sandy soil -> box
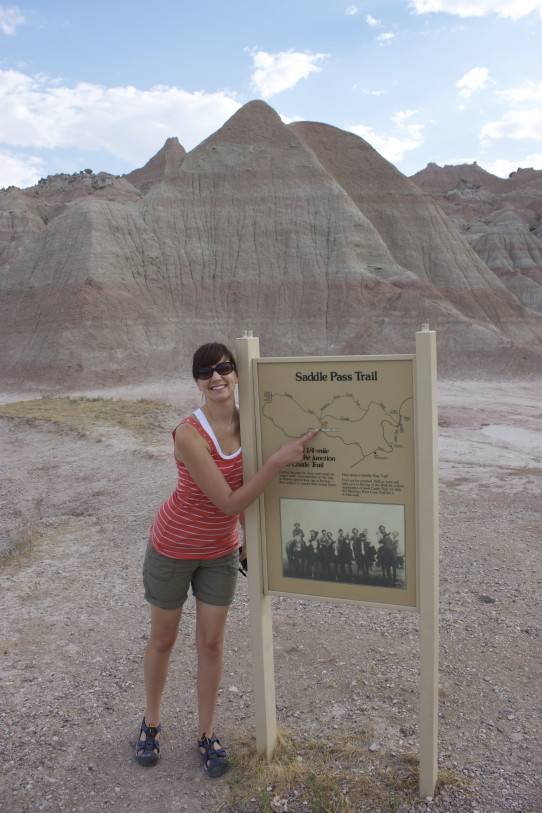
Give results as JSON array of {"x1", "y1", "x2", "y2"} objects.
[{"x1": 0, "y1": 379, "x2": 540, "y2": 813}]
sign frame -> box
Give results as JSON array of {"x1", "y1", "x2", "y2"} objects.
[{"x1": 252, "y1": 353, "x2": 418, "y2": 610}]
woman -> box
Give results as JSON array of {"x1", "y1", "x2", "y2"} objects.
[{"x1": 136, "y1": 342, "x2": 319, "y2": 776}]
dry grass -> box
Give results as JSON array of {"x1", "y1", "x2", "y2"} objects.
[
  {"x1": 217, "y1": 727, "x2": 435, "y2": 812},
  {"x1": 0, "y1": 526, "x2": 42, "y2": 566},
  {"x1": 0, "y1": 396, "x2": 176, "y2": 441}
]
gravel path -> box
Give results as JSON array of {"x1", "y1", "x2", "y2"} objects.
[{"x1": 0, "y1": 380, "x2": 540, "y2": 813}]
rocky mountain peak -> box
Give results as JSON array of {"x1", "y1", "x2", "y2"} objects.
[
  {"x1": 204, "y1": 99, "x2": 285, "y2": 146},
  {"x1": 124, "y1": 136, "x2": 186, "y2": 193}
]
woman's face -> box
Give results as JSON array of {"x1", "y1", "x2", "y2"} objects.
[{"x1": 196, "y1": 355, "x2": 238, "y2": 402}]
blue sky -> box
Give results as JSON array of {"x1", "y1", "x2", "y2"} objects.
[{"x1": 1, "y1": 0, "x2": 541, "y2": 187}]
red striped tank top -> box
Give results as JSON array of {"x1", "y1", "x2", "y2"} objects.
[{"x1": 150, "y1": 409, "x2": 243, "y2": 559}]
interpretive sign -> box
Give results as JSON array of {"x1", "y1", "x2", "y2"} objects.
[
  {"x1": 238, "y1": 331, "x2": 439, "y2": 797},
  {"x1": 253, "y1": 355, "x2": 417, "y2": 608}
]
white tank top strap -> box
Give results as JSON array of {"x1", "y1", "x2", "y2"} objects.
[{"x1": 193, "y1": 408, "x2": 241, "y2": 460}]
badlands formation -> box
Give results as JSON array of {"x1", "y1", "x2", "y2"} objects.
[
  {"x1": 411, "y1": 162, "x2": 542, "y2": 316},
  {"x1": 1, "y1": 100, "x2": 541, "y2": 390}
]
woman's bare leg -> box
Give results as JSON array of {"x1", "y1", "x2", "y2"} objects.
[
  {"x1": 195, "y1": 599, "x2": 230, "y2": 739},
  {"x1": 138, "y1": 604, "x2": 183, "y2": 753}
]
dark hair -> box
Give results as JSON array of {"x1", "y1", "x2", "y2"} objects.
[{"x1": 192, "y1": 342, "x2": 237, "y2": 380}]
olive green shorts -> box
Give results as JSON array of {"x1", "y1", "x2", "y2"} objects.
[{"x1": 143, "y1": 541, "x2": 239, "y2": 610}]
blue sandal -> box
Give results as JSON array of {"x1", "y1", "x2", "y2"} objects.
[
  {"x1": 197, "y1": 733, "x2": 229, "y2": 777},
  {"x1": 135, "y1": 718, "x2": 161, "y2": 766}
]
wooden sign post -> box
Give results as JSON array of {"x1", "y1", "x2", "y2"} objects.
[
  {"x1": 415, "y1": 326, "x2": 439, "y2": 798},
  {"x1": 237, "y1": 332, "x2": 277, "y2": 758}
]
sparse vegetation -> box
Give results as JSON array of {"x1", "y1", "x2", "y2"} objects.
[
  {"x1": 0, "y1": 396, "x2": 176, "y2": 441},
  {"x1": 216, "y1": 727, "x2": 448, "y2": 812},
  {"x1": 0, "y1": 526, "x2": 42, "y2": 566}
]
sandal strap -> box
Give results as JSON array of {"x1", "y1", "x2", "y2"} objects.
[
  {"x1": 138, "y1": 718, "x2": 161, "y2": 755},
  {"x1": 137, "y1": 736, "x2": 161, "y2": 756},
  {"x1": 198, "y1": 733, "x2": 227, "y2": 761},
  {"x1": 141, "y1": 718, "x2": 161, "y2": 735},
  {"x1": 198, "y1": 732, "x2": 229, "y2": 777}
]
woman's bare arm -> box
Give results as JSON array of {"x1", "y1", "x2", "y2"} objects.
[{"x1": 175, "y1": 423, "x2": 320, "y2": 516}]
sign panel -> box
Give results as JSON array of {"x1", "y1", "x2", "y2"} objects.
[{"x1": 254, "y1": 355, "x2": 417, "y2": 608}]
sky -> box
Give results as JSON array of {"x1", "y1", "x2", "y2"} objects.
[{"x1": 0, "y1": 0, "x2": 541, "y2": 188}]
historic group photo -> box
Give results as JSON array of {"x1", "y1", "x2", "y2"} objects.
[{"x1": 280, "y1": 499, "x2": 406, "y2": 590}]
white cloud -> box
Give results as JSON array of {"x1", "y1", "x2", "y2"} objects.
[
  {"x1": 0, "y1": 4, "x2": 24, "y2": 35},
  {"x1": 359, "y1": 87, "x2": 386, "y2": 96},
  {"x1": 392, "y1": 109, "x2": 425, "y2": 140},
  {"x1": 349, "y1": 126, "x2": 420, "y2": 162},
  {"x1": 366, "y1": 14, "x2": 380, "y2": 25},
  {"x1": 456, "y1": 67, "x2": 490, "y2": 98},
  {"x1": 497, "y1": 83, "x2": 542, "y2": 104},
  {"x1": 0, "y1": 70, "x2": 241, "y2": 168},
  {"x1": 376, "y1": 32, "x2": 396, "y2": 43},
  {"x1": 481, "y1": 108, "x2": 542, "y2": 141},
  {"x1": 346, "y1": 5, "x2": 358, "y2": 15},
  {"x1": 408, "y1": 0, "x2": 542, "y2": 19},
  {"x1": 484, "y1": 155, "x2": 542, "y2": 177},
  {"x1": 347, "y1": 109, "x2": 424, "y2": 163},
  {"x1": 348, "y1": 126, "x2": 424, "y2": 164},
  {"x1": 479, "y1": 82, "x2": 542, "y2": 141},
  {"x1": 523, "y1": 152, "x2": 542, "y2": 167},
  {"x1": 249, "y1": 49, "x2": 328, "y2": 99},
  {"x1": 0, "y1": 149, "x2": 43, "y2": 187}
]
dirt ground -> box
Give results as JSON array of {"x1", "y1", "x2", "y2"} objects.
[{"x1": 0, "y1": 379, "x2": 540, "y2": 813}]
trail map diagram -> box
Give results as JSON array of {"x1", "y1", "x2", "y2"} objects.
[{"x1": 262, "y1": 391, "x2": 413, "y2": 468}]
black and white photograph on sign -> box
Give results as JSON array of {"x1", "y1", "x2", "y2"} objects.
[{"x1": 280, "y1": 498, "x2": 406, "y2": 590}]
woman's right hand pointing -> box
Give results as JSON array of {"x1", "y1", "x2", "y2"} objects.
[{"x1": 270, "y1": 427, "x2": 321, "y2": 468}]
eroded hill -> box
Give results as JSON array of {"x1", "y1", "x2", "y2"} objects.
[{"x1": 1, "y1": 102, "x2": 541, "y2": 390}]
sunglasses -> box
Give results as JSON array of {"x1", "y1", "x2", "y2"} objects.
[{"x1": 195, "y1": 361, "x2": 236, "y2": 381}]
